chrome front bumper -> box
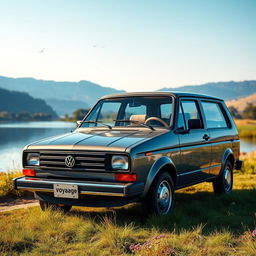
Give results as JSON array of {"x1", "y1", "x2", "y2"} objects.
[{"x1": 13, "y1": 176, "x2": 144, "y2": 197}]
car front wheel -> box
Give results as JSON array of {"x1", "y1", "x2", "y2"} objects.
[{"x1": 142, "y1": 172, "x2": 175, "y2": 215}]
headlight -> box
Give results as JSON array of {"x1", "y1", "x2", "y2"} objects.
[
  {"x1": 111, "y1": 155, "x2": 129, "y2": 170},
  {"x1": 27, "y1": 153, "x2": 40, "y2": 166}
]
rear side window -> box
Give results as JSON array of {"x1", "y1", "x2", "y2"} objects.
[
  {"x1": 201, "y1": 101, "x2": 227, "y2": 128},
  {"x1": 178, "y1": 100, "x2": 202, "y2": 129}
]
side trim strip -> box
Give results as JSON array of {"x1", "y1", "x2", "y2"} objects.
[
  {"x1": 139, "y1": 139, "x2": 237, "y2": 155},
  {"x1": 177, "y1": 164, "x2": 221, "y2": 176}
]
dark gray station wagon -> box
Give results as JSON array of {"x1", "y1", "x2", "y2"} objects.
[{"x1": 13, "y1": 92, "x2": 243, "y2": 215}]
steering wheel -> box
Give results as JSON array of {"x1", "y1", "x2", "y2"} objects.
[{"x1": 144, "y1": 117, "x2": 169, "y2": 128}]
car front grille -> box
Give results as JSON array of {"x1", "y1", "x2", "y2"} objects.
[{"x1": 39, "y1": 151, "x2": 107, "y2": 172}]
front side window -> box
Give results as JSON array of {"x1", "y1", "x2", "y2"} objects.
[
  {"x1": 201, "y1": 101, "x2": 227, "y2": 128},
  {"x1": 81, "y1": 96, "x2": 173, "y2": 128},
  {"x1": 177, "y1": 104, "x2": 186, "y2": 129}
]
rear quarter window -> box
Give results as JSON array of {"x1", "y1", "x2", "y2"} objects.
[{"x1": 201, "y1": 101, "x2": 228, "y2": 128}]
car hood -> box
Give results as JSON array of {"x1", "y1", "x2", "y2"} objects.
[{"x1": 26, "y1": 128, "x2": 168, "y2": 152}]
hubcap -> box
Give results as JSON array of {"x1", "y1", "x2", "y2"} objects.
[
  {"x1": 224, "y1": 167, "x2": 232, "y2": 191},
  {"x1": 157, "y1": 180, "x2": 172, "y2": 214}
]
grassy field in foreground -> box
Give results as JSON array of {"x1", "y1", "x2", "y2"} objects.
[
  {"x1": 0, "y1": 172, "x2": 255, "y2": 256},
  {"x1": 235, "y1": 119, "x2": 256, "y2": 139}
]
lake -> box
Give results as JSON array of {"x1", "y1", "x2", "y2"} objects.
[
  {"x1": 0, "y1": 121, "x2": 255, "y2": 172},
  {"x1": 0, "y1": 121, "x2": 75, "y2": 172}
]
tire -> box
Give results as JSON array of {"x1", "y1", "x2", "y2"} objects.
[
  {"x1": 142, "y1": 172, "x2": 175, "y2": 215},
  {"x1": 39, "y1": 200, "x2": 72, "y2": 213},
  {"x1": 212, "y1": 160, "x2": 233, "y2": 194}
]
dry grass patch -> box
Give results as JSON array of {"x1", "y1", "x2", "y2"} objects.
[{"x1": 0, "y1": 172, "x2": 255, "y2": 256}]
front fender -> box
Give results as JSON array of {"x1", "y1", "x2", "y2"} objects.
[{"x1": 142, "y1": 156, "x2": 177, "y2": 197}]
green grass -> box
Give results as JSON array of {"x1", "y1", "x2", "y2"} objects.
[
  {"x1": 0, "y1": 171, "x2": 25, "y2": 198},
  {"x1": 235, "y1": 119, "x2": 256, "y2": 139},
  {"x1": 240, "y1": 152, "x2": 256, "y2": 175},
  {"x1": 0, "y1": 172, "x2": 255, "y2": 256},
  {"x1": 1, "y1": 156, "x2": 255, "y2": 255}
]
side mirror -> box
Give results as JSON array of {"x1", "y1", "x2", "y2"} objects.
[
  {"x1": 76, "y1": 120, "x2": 82, "y2": 127},
  {"x1": 188, "y1": 119, "x2": 202, "y2": 130}
]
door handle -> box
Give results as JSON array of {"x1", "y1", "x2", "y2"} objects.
[{"x1": 203, "y1": 134, "x2": 210, "y2": 141}]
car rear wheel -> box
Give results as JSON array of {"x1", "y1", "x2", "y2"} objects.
[
  {"x1": 212, "y1": 160, "x2": 233, "y2": 194},
  {"x1": 39, "y1": 200, "x2": 72, "y2": 213},
  {"x1": 142, "y1": 172, "x2": 175, "y2": 215}
]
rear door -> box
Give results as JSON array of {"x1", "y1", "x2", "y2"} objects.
[
  {"x1": 176, "y1": 98, "x2": 212, "y2": 187},
  {"x1": 200, "y1": 100, "x2": 233, "y2": 177}
]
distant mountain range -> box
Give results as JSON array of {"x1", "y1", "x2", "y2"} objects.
[
  {"x1": 0, "y1": 76, "x2": 256, "y2": 117},
  {"x1": 159, "y1": 80, "x2": 256, "y2": 101},
  {"x1": 0, "y1": 76, "x2": 124, "y2": 116},
  {"x1": 45, "y1": 99, "x2": 89, "y2": 117},
  {"x1": 0, "y1": 87, "x2": 57, "y2": 118}
]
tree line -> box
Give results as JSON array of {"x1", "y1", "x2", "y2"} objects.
[
  {"x1": 2, "y1": 104, "x2": 255, "y2": 122},
  {"x1": 0, "y1": 112, "x2": 54, "y2": 121},
  {"x1": 63, "y1": 104, "x2": 256, "y2": 123},
  {"x1": 228, "y1": 103, "x2": 256, "y2": 119},
  {"x1": 61, "y1": 109, "x2": 91, "y2": 121}
]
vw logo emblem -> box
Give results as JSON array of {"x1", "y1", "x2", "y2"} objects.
[{"x1": 65, "y1": 155, "x2": 75, "y2": 168}]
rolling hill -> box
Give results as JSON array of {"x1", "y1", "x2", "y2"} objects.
[
  {"x1": 1, "y1": 76, "x2": 256, "y2": 116},
  {"x1": 0, "y1": 76, "x2": 124, "y2": 116},
  {"x1": 0, "y1": 87, "x2": 57, "y2": 118},
  {"x1": 159, "y1": 80, "x2": 256, "y2": 101},
  {"x1": 226, "y1": 93, "x2": 256, "y2": 111},
  {"x1": 45, "y1": 99, "x2": 89, "y2": 117}
]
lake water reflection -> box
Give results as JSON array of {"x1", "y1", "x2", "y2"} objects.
[
  {"x1": 0, "y1": 121, "x2": 255, "y2": 172},
  {"x1": 0, "y1": 121, "x2": 75, "y2": 172}
]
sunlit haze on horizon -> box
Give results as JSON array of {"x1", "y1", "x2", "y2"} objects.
[{"x1": 0, "y1": 0, "x2": 255, "y2": 92}]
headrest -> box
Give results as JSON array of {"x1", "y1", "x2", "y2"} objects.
[{"x1": 129, "y1": 114, "x2": 146, "y2": 124}]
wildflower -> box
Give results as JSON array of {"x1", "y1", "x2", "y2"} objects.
[
  {"x1": 167, "y1": 247, "x2": 176, "y2": 255},
  {"x1": 129, "y1": 243, "x2": 142, "y2": 252},
  {"x1": 154, "y1": 234, "x2": 167, "y2": 240},
  {"x1": 129, "y1": 234, "x2": 176, "y2": 255},
  {"x1": 252, "y1": 229, "x2": 256, "y2": 238},
  {"x1": 129, "y1": 244, "x2": 135, "y2": 250}
]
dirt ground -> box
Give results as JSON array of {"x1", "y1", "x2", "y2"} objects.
[{"x1": 0, "y1": 195, "x2": 38, "y2": 212}]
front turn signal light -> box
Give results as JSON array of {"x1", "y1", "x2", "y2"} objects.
[{"x1": 23, "y1": 169, "x2": 36, "y2": 177}]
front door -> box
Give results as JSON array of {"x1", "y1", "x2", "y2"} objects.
[{"x1": 176, "y1": 99, "x2": 212, "y2": 187}]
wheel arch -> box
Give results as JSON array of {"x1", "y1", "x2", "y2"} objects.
[
  {"x1": 142, "y1": 156, "x2": 177, "y2": 197},
  {"x1": 221, "y1": 148, "x2": 235, "y2": 172}
]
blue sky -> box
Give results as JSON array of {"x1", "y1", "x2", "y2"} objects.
[{"x1": 0, "y1": 0, "x2": 255, "y2": 91}]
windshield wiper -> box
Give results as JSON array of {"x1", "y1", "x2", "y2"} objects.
[
  {"x1": 79, "y1": 121, "x2": 112, "y2": 129},
  {"x1": 114, "y1": 119, "x2": 155, "y2": 131}
]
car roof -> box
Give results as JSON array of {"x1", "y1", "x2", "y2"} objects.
[{"x1": 101, "y1": 91, "x2": 223, "y2": 101}]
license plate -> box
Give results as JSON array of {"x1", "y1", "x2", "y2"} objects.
[{"x1": 53, "y1": 184, "x2": 79, "y2": 199}]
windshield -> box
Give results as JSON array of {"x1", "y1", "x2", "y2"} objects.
[{"x1": 80, "y1": 96, "x2": 173, "y2": 128}]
